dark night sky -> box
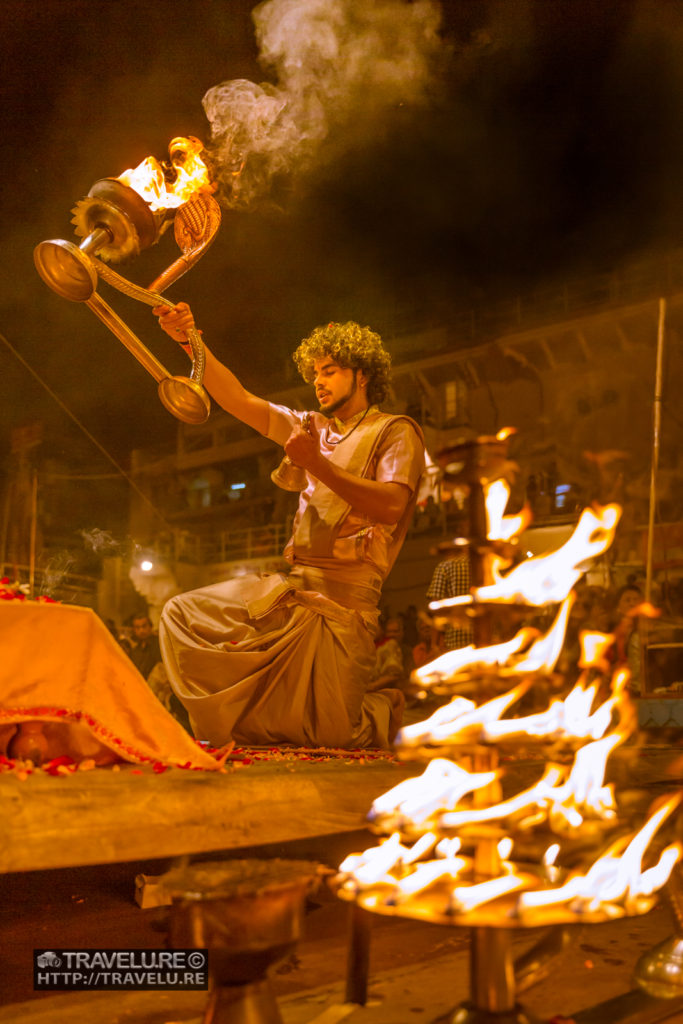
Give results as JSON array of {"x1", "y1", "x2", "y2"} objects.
[{"x1": 3, "y1": 0, "x2": 683, "y2": 475}]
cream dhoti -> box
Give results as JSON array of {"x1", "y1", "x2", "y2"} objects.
[{"x1": 159, "y1": 568, "x2": 403, "y2": 749}]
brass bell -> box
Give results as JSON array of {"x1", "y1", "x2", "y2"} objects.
[{"x1": 271, "y1": 413, "x2": 311, "y2": 491}]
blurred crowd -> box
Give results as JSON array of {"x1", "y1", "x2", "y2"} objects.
[{"x1": 374, "y1": 571, "x2": 683, "y2": 703}]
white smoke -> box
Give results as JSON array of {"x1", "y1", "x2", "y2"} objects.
[
  {"x1": 79, "y1": 528, "x2": 122, "y2": 555},
  {"x1": 40, "y1": 552, "x2": 75, "y2": 598},
  {"x1": 203, "y1": 0, "x2": 444, "y2": 207}
]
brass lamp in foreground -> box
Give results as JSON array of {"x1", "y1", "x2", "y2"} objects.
[{"x1": 162, "y1": 858, "x2": 321, "y2": 1024}]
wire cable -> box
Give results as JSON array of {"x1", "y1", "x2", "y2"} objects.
[{"x1": 0, "y1": 330, "x2": 173, "y2": 530}]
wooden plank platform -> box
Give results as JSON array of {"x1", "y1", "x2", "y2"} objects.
[
  {"x1": 0, "y1": 758, "x2": 422, "y2": 874},
  {"x1": 2, "y1": 740, "x2": 681, "y2": 876}
]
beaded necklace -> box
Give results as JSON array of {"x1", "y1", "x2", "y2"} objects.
[{"x1": 323, "y1": 405, "x2": 371, "y2": 446}]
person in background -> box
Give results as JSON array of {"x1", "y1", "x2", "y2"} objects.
[
  {"x1": 427, "y1": 551, "x2": 473, "y2": 650},
  {"x1": 127, "y1": 612, "x2": 192, "y2": 732},
  {"x1": 103, "y1": 616, "x2": 132, "y2": 656},
  {"x1": 609, "y1": 583, "x2": 643, "y2": 691},
  {"x1": 401, "y1": 604, "x2": 420, "y2": 647},
  {"x1": 383, "y1": 616, "x2": 416, "y2": 677},
  {"x1": 129, "y1": 613, "x2": 162, "y2": 679},
  {"x1": 412, "y1": 616, "x2": 445, "y2": 668}
]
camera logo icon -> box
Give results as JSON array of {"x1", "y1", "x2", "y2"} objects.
[{"x1": 36, "y1": 952, "x2": 62, "y2": 968}]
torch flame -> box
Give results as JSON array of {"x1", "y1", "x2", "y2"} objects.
[
  {"x1": 579, "y1": 630, "x2": 615, "y2": 670},
  {"x1": 337, "y1": 784, "x2": 682, "y2": 918},
  {"x1": 334, "y1": 458, "x2": 682, "y2": 929},
  {"x1": 482, "y1": 675, "x2": 624, "y2": 745},
  {"x1": 485, "y1": 479, "x2": 532, "y2": 542},
  {"x1": 118, "y1": 137, "x2": 212, "y2": 212},
  {"x1": 395, "y1": 856, "x2": 469, "y2": 897},
  {"x1": 411, "y1": 598, "x2": 573, "y2": 699},
  {"x1": 412, "y1": 629, "x2": 539, "y2": 689},
  {"x1": 510, "y1": 595, "x2": 574, "y2": 674},
  {"x1": 432, "y1": 504, "x2": 621, "y2": 611},
  {"x1": 398, "y1": 681, "x2": 530, "y2": 749},
  {"x1": 547, "y1": 732, "x2": 624, "y2": 830},
  {"x1": 518, "y1": 793, "x2": 683, "y2": 914},
  {"x1": 451, "y1": 873, "x2": 526, "y2": 913},
  {"x1": 440, "y1": 725, "x2": 630, "y2": 833},
  {"x1": 440, "y1": 765, "x2": 565, "y2": 829},
  {"x1": 339, "y1": 831, "x2": 439, "y2": 887},
  {"x1": 369, "y1": 758, "x2": 498, "y2": 825}
]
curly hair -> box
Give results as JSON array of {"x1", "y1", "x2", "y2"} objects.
[{"x1": 292, "y1": 321, "x2": 392, "y2": 406}]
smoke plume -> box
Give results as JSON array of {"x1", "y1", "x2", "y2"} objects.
[
  {"x1": 203, "y1": 0, "x2": 444, "y2": 208},
  {"x1": 39, "y1": 552, "x2": 75, "y2": 599},
  {"x1": 79, "y1": 528, "x2": 122, "y2": 555}
]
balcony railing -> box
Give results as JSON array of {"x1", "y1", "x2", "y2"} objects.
[
  {"x1": 1, "y1": 562, "x2": 100, "y2": 607},
  {"x1": 161, "y1": 521, "x2": 292, "y2": 566}
]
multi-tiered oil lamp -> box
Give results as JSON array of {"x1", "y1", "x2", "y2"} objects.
[
  {"x1": 335, "y1": 430, "x2": 683, "y2": 1024},
  {"x1": 34, "y1": 136, "x2": 220, "y2": 423}
]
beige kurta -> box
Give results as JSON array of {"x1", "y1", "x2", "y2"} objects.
[{"x1": 159, "y1": 405, "x2": 424, "y2": 749}]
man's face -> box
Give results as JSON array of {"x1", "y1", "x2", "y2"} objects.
[
  {"x1": 417, "y1": 620, "x2": 432, "y2": 642},
  {"x1": 132, "y1": 617, "x2": 152, "y2": 641},
  {"x1": 313, "y1": 357, "x2": 363, "y2": 417},
  {"x1": 384, "y1": 619, "x2": 403, "y2": 642},
  {"x1": 617, "y1": 589, "x2": 641, "y2": 617}
]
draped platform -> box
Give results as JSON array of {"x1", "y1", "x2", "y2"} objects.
[
  {"x1": 0, "y1": 602, "x2": 217, "y2": 770},
  {"x1": 0, "y1": 602, "x2": 421, "y2": 873}
]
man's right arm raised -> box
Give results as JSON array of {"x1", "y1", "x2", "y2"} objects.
[{"x1": 153, "y1": 302, "x2": 270, "y2": 436}]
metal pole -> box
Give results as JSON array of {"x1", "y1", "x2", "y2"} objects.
[
  {"x1": 645, "y1": 298, "x2": 666, "y2": 603},
  {"x1": 470, "y1": 926, "x2": 516, "y2": 1014},
  {"x1": 29, "y1": 469, "x2": 38, "y2": 598},
  {"x1": 642, "y1": 298, "x2": 666, "y2": 695},
  {"x1": 345, "y1": 903, "x2": 372, "y2": 1005},
  {"x1": 0, "y1": 471, "x2": 11, "y2": 571}
]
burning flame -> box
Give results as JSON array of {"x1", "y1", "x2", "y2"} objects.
[
  {"x1": 398, "y1": 682, "x2": 530, "y2": 749},
  {"x1": 451, "y1": 873, "x2": 526, "y2": 913},
  {"x1": 396, "y1": 857, "x2": 469, "y2": 897},
  {"x1": 412, "y1": 629, "x2": 538, "y2": 688},
  {"x1": 338, "y1": 832, "x2": 476, "y2": 901},
  {"x1": 432, "y1": 722, "x2": 628, "y2": 835},
  {"x1": 405, "y1": 608, "x2": 636, "y2": 755},
  {"x1": 508, "y1": 594, "x2": 573, "y2": 673},
  {"x1": 547, "y1": 732, "x2": 623, "y2": 830},
  {"x1": 382, "y1": 663, "x2": 635, "y2": 835},
  {"x1": 336, "y1": 728, "x2": 682, "y2": 918},
  {"x1": 485, "y1": 479, "x2": 532, "y2": 542},
  {"x1": 338, "y1": 790, "x2": 682, "y2": 918},
  {"x1": 579, "y1": 630, "x2": 615, "y2": 670},
  {"x1": 431, "y1": 503, "x2": 621, "y2": 612},
  {"x1": 518, "y1": 793, "x2": 683, "y2": 916},
  {"x1": 413, "y1": 597, "x2": 572, "y2": 693},
  {"x1": 439, "y1": 765, "x2": 565, "y2": 830},
  {"x1": 496, "y1": 427, "x2": 516, "y2": 441},
  {"x1": 118, "y1": 137, "x2": 212, "y2": 212},
  {"x1": 339, "y1": 832, "x2": 440, "y2": 888},
  {"x1": 482, "y1": 676, "x2": 624, "y2": 744},
  {"x1": 368, "y1": 758, "x2": 498, "y2": 826}
]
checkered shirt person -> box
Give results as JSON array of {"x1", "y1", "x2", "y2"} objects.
[{"x1": 427, "y1": 555, "x2": 473, "y2": 650}]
